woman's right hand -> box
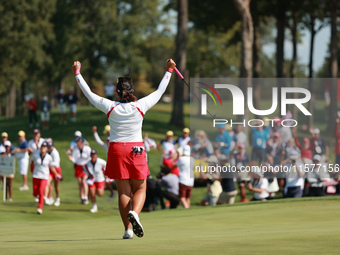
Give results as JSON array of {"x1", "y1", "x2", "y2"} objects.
[
  {"x1": 92, "y1": 126, "x2": 97, "y2": 133},
  {"x1": 72, "y1": 61, "x2": 81, "y2": 75},
  {"x1": 166, "y1": 59, "x2": 176, "y2": 70}
]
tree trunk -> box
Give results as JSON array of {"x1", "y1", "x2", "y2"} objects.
[
  {"x1": 327, "y1": 0, "x2": 338, "y2": 133},
  {"x1": 251, "y1": 0, "x2": 261, "y2": 117},
  {"x1": 6, "y1": 82, "x2": 16, "y2": 119},
  {"x1": 289, "y1": 13, "x2": 298, "y2": 120},
  {"x1": 234, "y1": 0, "x2": 253, "y2": 146},
  {"x1": 308, "y1": 17, "x2": 316, "y2": 127},
  {"x1": 170, "y1": 0, "x2": 188, "y2": 127},
  {"x1": 276, "y1": 0, "x2": 286, "y2": 113}
]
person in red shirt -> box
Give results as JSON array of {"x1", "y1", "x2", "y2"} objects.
[
  {"x1": 27, "y1": 94, "x2": 39, "y2": 128},
  {"x1": 335, "y1": 119, "x2": 340, "y2": 166},
  {"x1": 292, "y1": 127, "x2": 313, "y2": 164}
]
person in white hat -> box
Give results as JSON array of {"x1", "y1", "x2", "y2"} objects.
[
  {"x1": 306, "y1": 154, "x2": 328, "y2": 197},
  {"x1": 175, "y1": 145, "x2": 194, "y2": 208},
  {"x1": 284, "y1": 151, "x2": 305, "y2": 198},
  {"x1": 66, "y1": 130, "x2": 87, "y2": 155},
  {"x1": 57, "y1": 89, "x2": 67, "y2": 125},
  {"x1": 41, "y1": 96, "x2": 51, "y2": 130},
  {"x1": 13, "y1": 131, "x2": 30, "y2": 191},
  {"x1": 247, "y1": 167, "x2": 269, "y2": 201},
  {"x1": 0, "y1": 140, "x2": 15, "y2": 201},
  {"x1": 310, "y1": 127, "x2": 329, "y2": 162}
]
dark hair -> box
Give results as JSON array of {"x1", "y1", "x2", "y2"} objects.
[
  {"x1": 116, "y1": 77, "x2": 138, "y2": 102},
  {"x1": 160, "y1": 166, "x2": 172, "y2": 175}
]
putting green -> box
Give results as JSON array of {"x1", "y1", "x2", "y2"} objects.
[{"x1": 1, "y1": 197, "x2": 339, "y2": 255}]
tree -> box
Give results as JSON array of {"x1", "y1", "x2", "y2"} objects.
[
  {"x1": 170, "y1": 0, "x2": 188, "y2": 127},
  {"x1": 234, "y1": 0, "x2": 253, "y2": 144},
  {"x1": 327, "y1": 0, "x2": 338, "y2": 133}
]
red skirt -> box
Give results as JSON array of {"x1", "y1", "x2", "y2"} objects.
[{"x1": 106, "y1": 142, "x2": 150, "y2": 180}]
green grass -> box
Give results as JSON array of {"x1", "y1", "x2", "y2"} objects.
[{"x1": 1, "y1": 103, "x2": 340, "y2": 254}]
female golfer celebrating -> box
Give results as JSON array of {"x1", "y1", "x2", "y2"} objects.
[{"x1": 72, "y1": 59, "x2": 176, "y2": 239}]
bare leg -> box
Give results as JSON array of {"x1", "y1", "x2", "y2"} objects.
[
  {"x1": 77, "y1": 177, "x2": 82, "y2": 199},
  {"x1": 130, "y1": 179, "x2": 146, "y2": 215},
  {"x1": 180, "y1": 197, "x2": 189, "y2": 208},
  {"x1": 115, "y1": 179, "x2": 132, "y2": 230},
  {"x1": 54, "y1": 180, "x2": 60, "y2": 198},
  {"x1": 23, "y1": 175, "x2": 28, "y2": 186},
  {"x1": 89, "y1": 188, "x2": 96, "y2": 204},
  {"x1": 81, "y1": 176, "x2": 88, "y2": 198}
]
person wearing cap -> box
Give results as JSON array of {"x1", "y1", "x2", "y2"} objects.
[
  {"x1": 0, "y1": 140, "x2": 15, "y2": 201},
  {"x1": 217, "y1": 155, "x2": 237, "y2": 205},
  {"x1": 231, "y1": 143, "x2": 250, "y2": 202},
  {"x1": 72, "y1": 59, "x2": 176, "y2": 239},
  {"x1": 176, "y1": 128, "x2": 191, "y2": 148},
  {"x1": 251, "y1": 121, "x2": 270, "y2": 164},
  {"x1": 266, "y1": 132, "x2": 283, "y2": 166},
  {"x1": 284, "y1": 151, "x2": 305, "y2": 198},
  {"x1": 13, "y1": 131, "x2": 30, "y2": 191},
  {"x1": 310, "y1": 127, "x2": 329, "y2": 162},
  {"x1": 67, "y1": 87, "x2": 78, "y2": 122},
  {"x1": 215, "y1": 124, "x2": 233, "y2": 160},
  {"x1": 67, "y1": 130, "x2": 87, "y2": 154},
  {"x1": 27, "y1": 94, "x2": 39, "y2": 128},
  {"x1": 28, "y1": 129, "x2": 44, "y2": 173},
  {"x1": 104, "y1": 81, "x2": 115, "y2": 100},
  {"x1": 201, "y1": 155, "x2": 223, "y2": 206},
  {"x1": 292, "y1": 127, "x2": 313, "y2": 164},
  {"x1": 56, "y1": 89, "x2": 68, "y2": 125},
  {"x1": 174, "y1": 145, "x2": 194, "y2": 208},
  {"x1": 158, "y1": 130, "x2": 179, "y2": 176},
  {"x1": 41, "y1": 96, "x2": 51, "y2": 130},
  {"x1": 306, "y1": 154, "x2": 328, "y2": 197},
  {"x1": 31, "y1": 140, "x2": 61, "y2": 214},
  {"x1": 247, "y1": 167, "x2": 269, "y2": 201},
  {"x1": 68, "y1": 137, "x2": 91, "y2": 204},
  {"x1": 234, "y1": 125, "x2": 247, "y2": 146},
  {"x1": 83, "y1": 149, "x2": 107, "y2": 213},
  {"x1": 45, "y1": 138, "x2": 62, "y2": 207},
  {"x1": 92, "y1": 126, "x2": 115, "y2": 200},
  {"x1": 0, "y1": 132, "x2": 15, "y2": 154}
]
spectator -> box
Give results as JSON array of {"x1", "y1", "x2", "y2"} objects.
[
  {"x1": 292, "y1": 127, "x2": 313, "y2": 164},
  {"x1": 1, "y1": 140, "x2": 14, "y2": 201},
  {"x1": 307, "y1": 154, "x2": 328, "y2": 197},
  {"x1": 231, "y1": 143, "x2": 250, "y2": 202},
  {"x1": 104, "y1": 81, "x2": 115, "y2": 100},
  {"x1": 157, "y1": 130, "x2": 179, "y2": 176},
  {"x1": 176, "y1": 145, "x2": 194, "y2": 209},
  {"x1": 57, "y1": 89, "x2": 68, "y2": 125},
  {"x1": 27, "y1": 94, "x2": 39, "y2": 128},
  {"x1": 68, "y1": 87, "x2": 78, "y2": 122},
  {"x1": 311, "y1": 128, "x2": 329, "y2": 162},
  {"x1": 217, "y1": 155, "x2": 237, "y2": 205},
  {"x1": 251, "y1": 123, "x2": 269, "y2": 164},
  {"x1": 176, "y1": 128, "x2": 191, "y2": 148},
  {"x1": 41, "y1": 96, "x2": 51, "y2": 130},
  {"x1": 284, "y1": 151, "x2": 305, "y2": 198},
  {"x1": 0, "y1": 132, "x2": 15, "y2": 154},
  {"x1": 13, "y1": 130, "x2": 30, "y2": 191},
  {"x1": 263, "y1": 155, "x2": 279, "y2": 199},
  {"x1": 234, "y1": 125, "x2": 247, "y2": 146},
  {"x1": 192, "y1": 130, "x2": 214, "y2": 156},
  {"x1": 159, "y1": 166, "x2": 180, "y2": 209},
  {"x1": 247, "y1": 167, "x2": 269, "y2": 201},
  {"x1": 215, "y1": 124, "x2": 233, "y2": 159},
  {"x1": 68, "y1": 137, "x2": 91, "y2": 204},
  {"x1": 266, "y1": 132, "x2": 283, "y2": 165},
  {"x1": 143, "y1": 175, "x2": 161, "y2": 212},
  {"x1": 335, "y1": 119, "x2": 340, "y2": 168},
  {"x1": 201, "y1": 155, "x2": 222, "y2": 206}
]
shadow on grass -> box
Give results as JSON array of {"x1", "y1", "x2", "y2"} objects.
[{"x1": 4, "y1": 238, "x2": 124, "y2": 243}]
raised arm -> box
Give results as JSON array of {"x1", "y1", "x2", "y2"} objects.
[
  {"x1": 72, "y1": 61, "x2": 112, "y2": 114},
  {"x1": 138, "y1": 59, "x2": 176, "y2": 112}
]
